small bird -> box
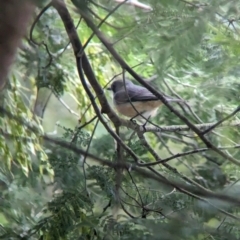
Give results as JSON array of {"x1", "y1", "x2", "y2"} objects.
[{"x1": 107, "y1": 79, "x2": 183, "y2": 120}]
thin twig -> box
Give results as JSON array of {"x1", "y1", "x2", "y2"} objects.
[
  {"x1": 78, "y1": 10, "x2": 240, "y2": 167},
  {"x1": 202, "y1": 106, "x2": 240, "y2": 134},
  {"x1": 2, "y1": 106, "x2": 240, "y2": 215},
  {"x1": 29, "y1": 2, "x2": 53, "y2": 68},
  {"x1": 138, "y1": 144, "x2": 240, "y2": 166},
  {"x1": 126, "y1": 170, "x2": 144, "y2": 205},
  {"x1": 54, "y1": 94, "x2": 80, "y2": 117}
]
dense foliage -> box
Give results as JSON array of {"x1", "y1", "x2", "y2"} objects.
[{"x1": 1, "y1": 0, "x2": 240, "y2": 239}]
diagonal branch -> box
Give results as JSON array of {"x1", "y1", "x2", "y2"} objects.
[
  {"x1": 1, "y1": 105, "x2": 240, "y2": 219},
  {"x1": 76, "y1": 9, "x2": 240, "y2": 166},
  {"x1": 51, "y1": 0, "x2": 142, "y2": 165},
  {"x1": 51, "y1": 0, "x2": 120, "y2": 126},
  {"x1": 202, "y1": 106, "x2": 240, "y2": 135}
]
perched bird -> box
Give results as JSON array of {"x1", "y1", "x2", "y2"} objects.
[{"x1": 107, "y1": 79, "x2": 183, "y2": 120}]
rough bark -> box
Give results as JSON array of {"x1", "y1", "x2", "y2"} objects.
[{"x1": 0, "y1": 0, "x2": 35, "y2": 90}]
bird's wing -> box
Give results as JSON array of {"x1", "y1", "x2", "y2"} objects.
[{"x1": 114, "y1": 85, "x2": 158, "y2": 104}]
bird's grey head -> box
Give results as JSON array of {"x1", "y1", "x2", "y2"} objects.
[{"x1": 108, "y1": 79, "x2": 133, "y2": 93}]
